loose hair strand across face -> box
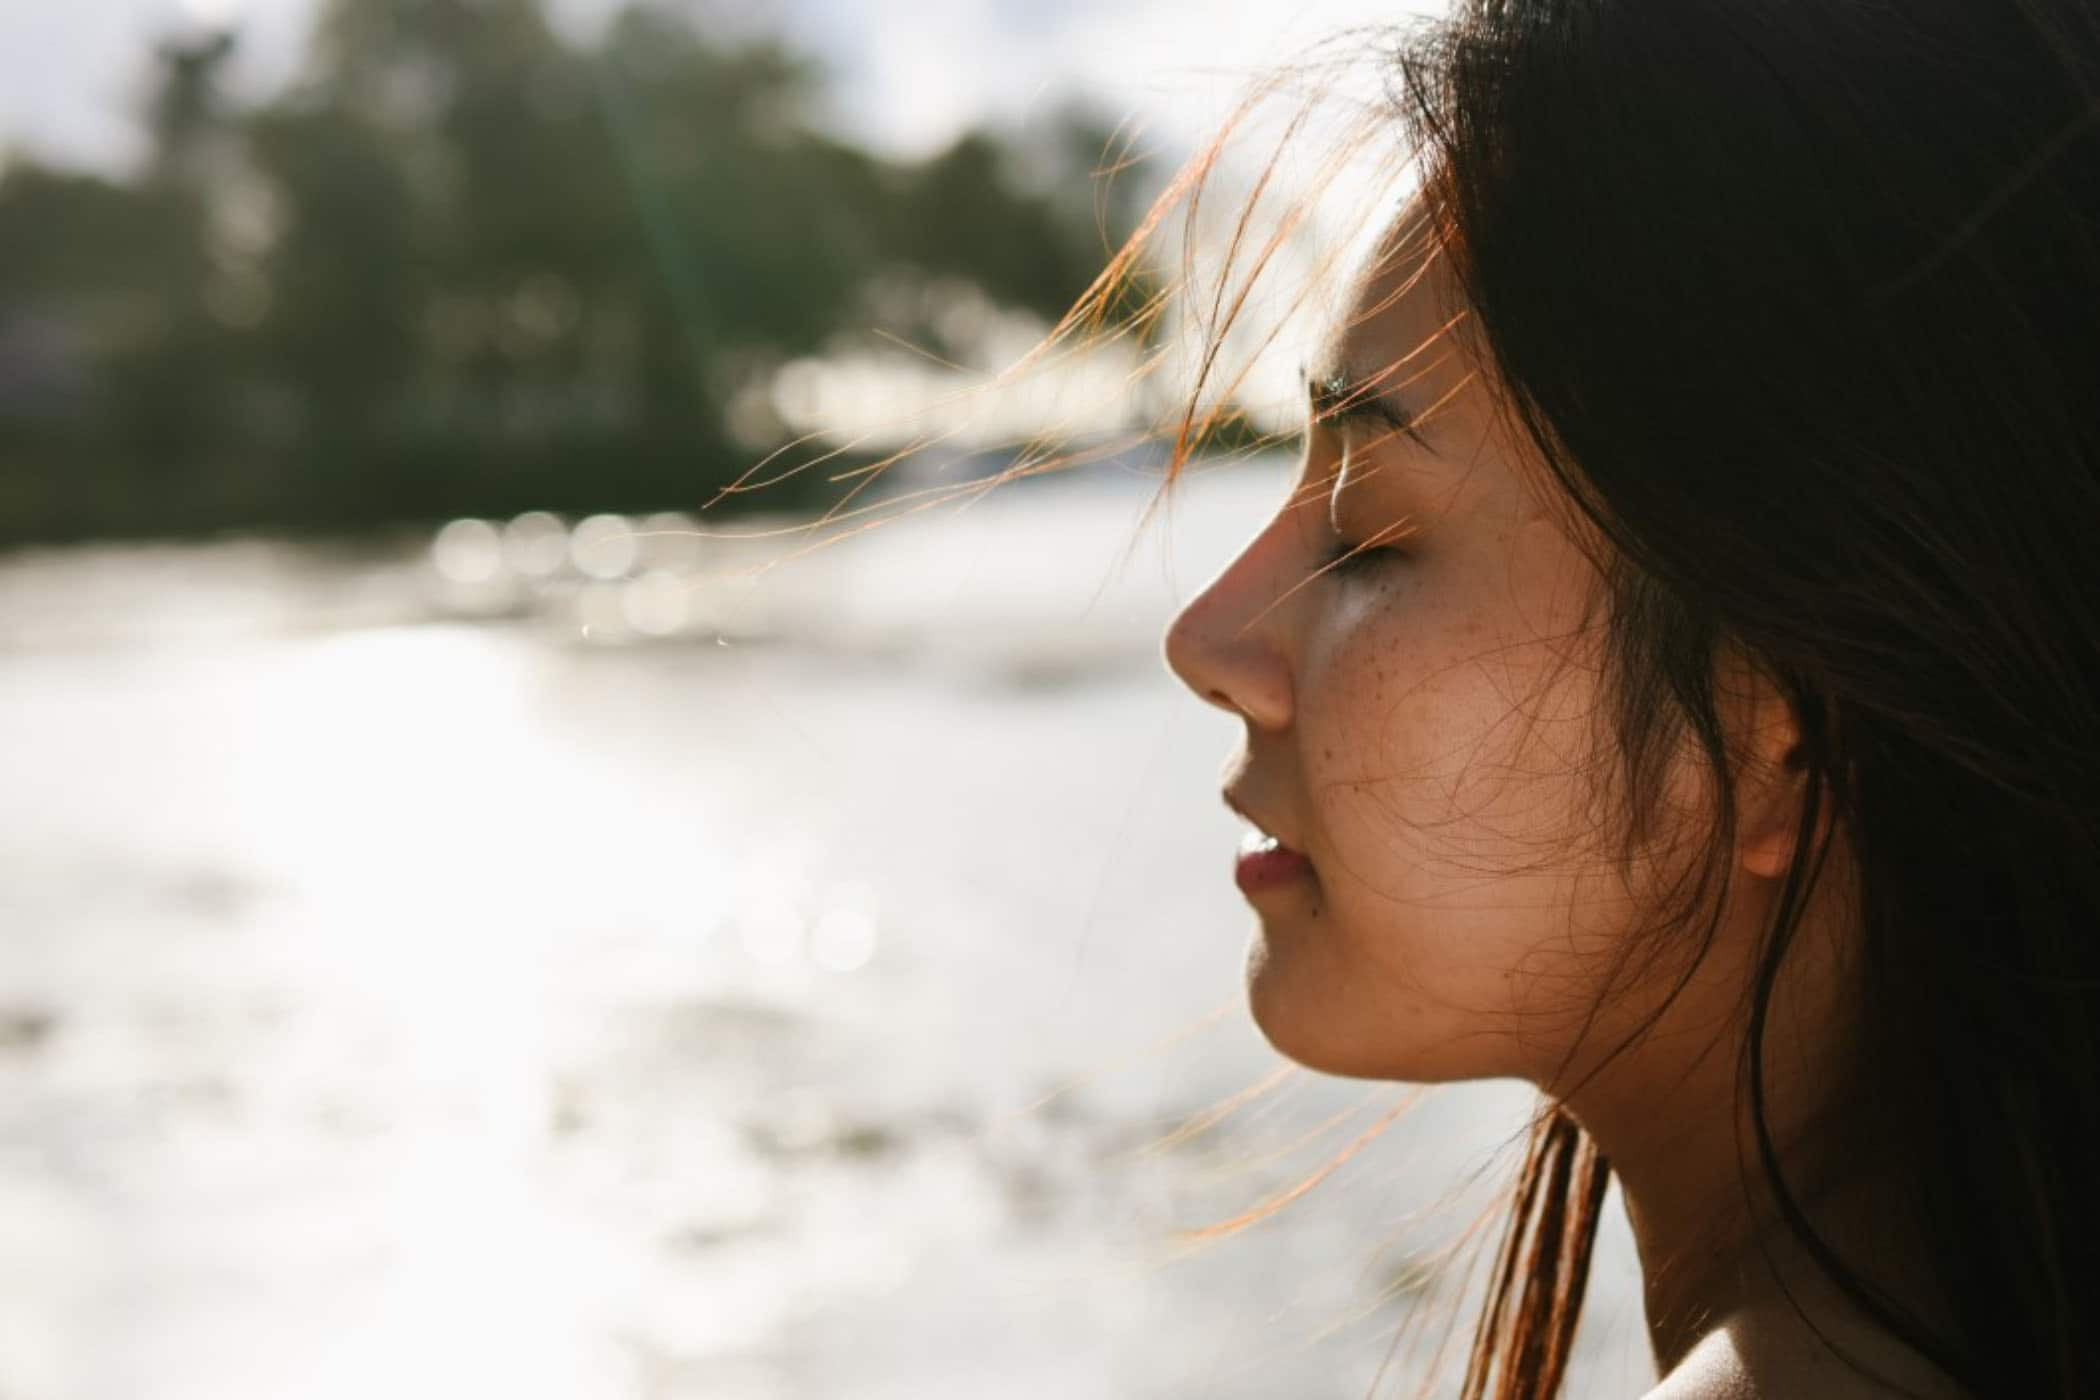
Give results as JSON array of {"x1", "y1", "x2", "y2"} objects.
[{"x1": 1075, "y1": 0, "x2": 2100, "y2": 1395}]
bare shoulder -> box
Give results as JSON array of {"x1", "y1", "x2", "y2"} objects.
[{"x1": 1642, "y1": 1303, "x2": 1969, "y2": 1400}]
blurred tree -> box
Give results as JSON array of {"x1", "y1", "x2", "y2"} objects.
[
  {"x1": 900, "y1": 131, "x2": 1102, "y2": 323},
  {"x1": 0, "y1": 167, "x2": 171, "y2": 314},
  {"x1": 0, "y1": 0, "x2": 1161, "y2": 543},
  {"x1": 0, "y1": 30, "x2": 245, "y2": 533},
  {"x1": 0, "y1": 165, "x2": 163, "y2": 532},
  {"x1": 244, "y1": 99, "x2": 422, "y2": 520},
  {"x1": 120, "y1": 30, "x2": 251, "y2": 516},
  {"x1": 148, "y1": 29, "x2": 240, "y2": 186}
]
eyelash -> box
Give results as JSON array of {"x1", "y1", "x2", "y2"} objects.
[
  {"x1": 1322, "y1": 538, "x2": 1404, "y2": 579},
  {"x1": 1315, "y1": 407, "x2": 1428, "y2": 455}
]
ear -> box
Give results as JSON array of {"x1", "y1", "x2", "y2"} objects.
[
  {"x1": 1729, "y1": 670, "x2": 1833, "y2": 882},
  {"x1": 1739, "y1": 752, "x2": 1811, "y2": 880}
]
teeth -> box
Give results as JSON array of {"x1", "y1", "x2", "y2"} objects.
[{"x1": 1238, "y1": 828, "x2": 1281, "y2": 857}]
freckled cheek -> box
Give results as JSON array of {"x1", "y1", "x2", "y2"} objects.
[
  {"x1": 1298, "y1": 614, "x2": 1580, "y2": 878},
  {"x1": 1297, "y1": 618, "x2": 1485, "y2": 852}
]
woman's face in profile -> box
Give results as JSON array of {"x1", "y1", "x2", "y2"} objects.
[{"x1": 1165, "y1": 203, "x2": 1645, "y2": 1086}]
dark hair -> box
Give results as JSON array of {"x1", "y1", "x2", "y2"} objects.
[{"x1": 1083, "y1": 0, "x2": 2100, "y2": 1395}]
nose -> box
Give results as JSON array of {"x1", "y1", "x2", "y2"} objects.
[{"x1": 1162, "y1": 524, "x2": 1296, "y2": 731}]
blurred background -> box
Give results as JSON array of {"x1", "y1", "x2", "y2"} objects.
[{"x1": 0, "y1": 2, "x2": 1651, "y2": 1396}]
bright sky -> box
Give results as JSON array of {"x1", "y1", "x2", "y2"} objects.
[{"x1": 0, "y1": 0, "x2": 1446, "y2": 174}]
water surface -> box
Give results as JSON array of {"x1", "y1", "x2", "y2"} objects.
[{"x1": 0, "y1": 460, "x2": 1649, "y2": 1399}]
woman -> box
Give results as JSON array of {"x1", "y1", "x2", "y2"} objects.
[{"x1": 1136, "y1": 1, "x2": 2100, "y2": 1396}]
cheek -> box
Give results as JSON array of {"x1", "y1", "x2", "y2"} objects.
[
  {"x1": 1293, "y1": 582, "x2": 1628, "y2": 1067},
  {"x1": 1304, "y1": 594, "x2": 1599, "y2": 886}
]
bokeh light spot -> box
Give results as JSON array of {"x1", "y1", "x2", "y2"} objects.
[
  {"x1": 431, "y1": 518, "x2": 503, "y2": 584},
  {"x1": 502, "y1": 512, "x2": 570, "y2": 578},
  {"x1": 570, "y1": 515, "x2": 638, "y2": 581}
]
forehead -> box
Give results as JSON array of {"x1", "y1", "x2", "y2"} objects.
[
  {"x1": 1315, "y1": 204, "x2": 1476, "y2": 402},
  {"x1": 1308, "y1": 202, "x2": 1575, "y2": 545}
]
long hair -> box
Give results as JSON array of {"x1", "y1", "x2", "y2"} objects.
[{"x1": 1068, "y1": 0, "x2": 2100, "y2": 1395}]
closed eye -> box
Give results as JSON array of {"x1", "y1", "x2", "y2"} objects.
[
  {"x1": 1319, "y1": 518, "x2": 1420, "y2": 580},
  {"x1": 1323, "y1": 541, "x2": 1396, "y2": 577}
]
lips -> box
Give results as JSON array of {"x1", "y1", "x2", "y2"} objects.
[
  {"x1": 1224, "y1": 790, "x2": 1315, "y2": 896},
  {"x1": 1234, "y1": 831, "x2": 1315, "y2": 895}
]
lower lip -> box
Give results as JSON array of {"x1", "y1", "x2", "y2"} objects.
[{"x1": 1235, "y1": 845, "x2": 1315, "y2": 895}]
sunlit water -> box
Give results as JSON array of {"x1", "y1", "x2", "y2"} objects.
[{"x1": 0, "y1": 458, "x2": 1651, "y2": 1399}]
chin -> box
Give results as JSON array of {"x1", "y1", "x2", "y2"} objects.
[
  {"x1": 1242, "y1": 931, "x2": 1498, "y2": 1084},
  {"x1": 1244, "y1": 936, "x2": 1406, "y2": 1080}
]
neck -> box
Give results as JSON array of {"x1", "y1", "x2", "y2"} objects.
[
  {"x1": 1568, "y1": 1047, "x2": 1772, "y2": 1370},
  {"x1": 1558, "y1": 866, "x2": 1878, "y2": 1375},
  {"x1": 1587, "y1": 1085, "x2": 1818, "y2": 1372}
]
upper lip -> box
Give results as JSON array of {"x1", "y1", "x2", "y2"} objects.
[{"x1": 1223, "y1": 789, "x2": 1304, "y2": 854}]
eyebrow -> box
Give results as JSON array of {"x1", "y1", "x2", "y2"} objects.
[{"x1": 1306, "y1": 365, "x2": 1438, "y2": 456}]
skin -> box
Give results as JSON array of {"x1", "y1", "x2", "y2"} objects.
[{"x1": 1162, "y1": 198, "x2": 1962, "y2": 1398}]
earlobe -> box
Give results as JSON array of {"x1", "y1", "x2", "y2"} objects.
[
  {"x1": 1726, "y1": 658, "x2": 1825, "y2": 881},
  {"x1": 1738, "y1": 742, "x2": 1836, "y2": 880},
  {"x1": 1740, "y1": 794, "x2": 1801, "y2": 880}
]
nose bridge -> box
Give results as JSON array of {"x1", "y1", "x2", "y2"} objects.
[{"x1": 1164, "y1": 506, "x2": 1298, "y2": 729}]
